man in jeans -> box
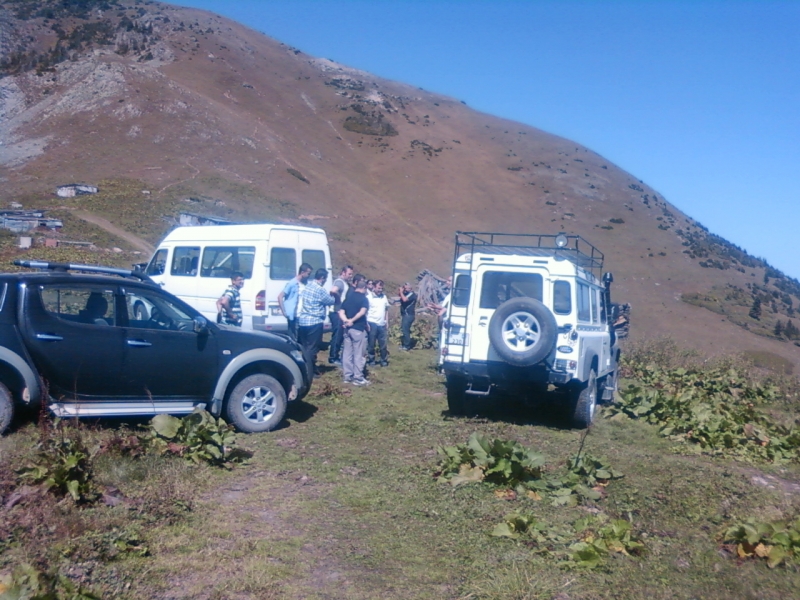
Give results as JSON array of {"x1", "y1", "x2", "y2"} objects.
[
  {"x1": 297, "y1": 268, "x2": 334, "y2": 376},
  {"x1": 328, "y1": 265, "x2": 353, "y2": 365},
  {"x1": 397, "y1": 282, "x2": 417, "y2": 350},
  {"x1": 366, "y1": 280, "x2": 390, "y2": 367},
  {"x1": 339, "y1": 275, "x2": 370, "y2": 386},
  {"x1": 278, "y1": 262, "x2": 312, "y2": 340}
]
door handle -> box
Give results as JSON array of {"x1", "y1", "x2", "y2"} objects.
[
  {"x1": 36, "y1": 333, "x2": 64, "y2": 341},
  {"x1": 478, "y1": 316, "x2": 488, "y2": 327},
  {"x1": 127, "y1": 339, "x2": 152, "y2": 347}
]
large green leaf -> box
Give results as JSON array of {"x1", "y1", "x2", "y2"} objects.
[{"x1": 150, "y1": 414, "x2": 182, "y2": 439}]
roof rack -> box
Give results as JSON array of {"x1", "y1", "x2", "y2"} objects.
[
  {"x1": 13, "y1": 260, "x2": 154, "y2": 283},
  {"x1": 454, "y1": 231, "x2": 604, "y2": 273}
]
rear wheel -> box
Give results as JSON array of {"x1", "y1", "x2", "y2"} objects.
[
  {"x1": 446, "y1": 374, "x2": 467, "y2": 416},
  {"x1": 0, "y1": 382, "x2": 14, "y2": 435},
  {"x1": 570, "y1": 369, "x2": 597, "y2": 429},
  {"x1": 226, "y1": 374, "x2": 287, "y2": 433}
]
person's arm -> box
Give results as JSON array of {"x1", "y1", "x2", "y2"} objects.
[
  {"x1": 347, "y1": 306, "x2": 367, "y2": 326},
  {"x1": 277, "y1": 289, "x2": 287, "y2": 316}
]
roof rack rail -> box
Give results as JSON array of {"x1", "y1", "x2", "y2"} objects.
[
  {"x1": 13, "y1": 260, "x2": 154, "y2": 283},
  {"x1": 454, "y1": 231, "x2": 604, "y2": 272}
]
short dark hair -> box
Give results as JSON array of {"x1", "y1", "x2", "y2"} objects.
[
  {"x1": 314, "y1": 268, "x2": 328, "y2": 282},
  {"x1": 374, "y1": 279, "x2": 384, "y2": 286},
  {"x1": 340, "y1": 264, "x2": 353, "y2": 275},
  {"x1": 352, "y1": 274, "x2": 366, "y2": 288},
  {"x1": 231, "y1": 271, "x2": 244, "y2": 280},
  {"x1": 299, "y1": 262, "x2": 313, "y2": 274}
]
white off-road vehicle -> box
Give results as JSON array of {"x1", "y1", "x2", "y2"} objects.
[{"x1": 440, "y1": 232, "x2": 621, "y2": 428}]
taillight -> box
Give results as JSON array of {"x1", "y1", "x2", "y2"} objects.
[{"x1": 255, "y1": 290, "x2": 265, "y2": 311}]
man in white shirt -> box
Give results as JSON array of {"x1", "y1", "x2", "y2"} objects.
[{"x1": 366, "y1": 280, "x2": 390, "y2": 366}]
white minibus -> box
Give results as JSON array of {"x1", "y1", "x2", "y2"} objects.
[{"x1": 144, "y1": 223, "x2": 332, "y2": 332}]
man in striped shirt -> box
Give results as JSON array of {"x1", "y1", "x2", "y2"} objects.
[{"x1": 298, "y1": 268, "x2": 335, "y2": 375}]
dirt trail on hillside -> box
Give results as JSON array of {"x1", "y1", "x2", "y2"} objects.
[{"x1": 73, "y1": 210, "x2": 155, "y2": 255}]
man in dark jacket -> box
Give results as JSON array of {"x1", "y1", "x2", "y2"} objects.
[
  {"x1": 397, "y1": 282, "x2": 417, "y2": 350},
  {"x1": 339, "y1": 274, "x2": 370, "y2": 385}
]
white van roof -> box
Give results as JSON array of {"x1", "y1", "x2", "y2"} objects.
[{"x1": 160, "y1": 223, "x2": 327, "y2": 243}]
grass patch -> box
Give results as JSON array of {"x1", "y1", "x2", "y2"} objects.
[{"x1": 2, "y1": 343, "x2": 800, "y2": 597}]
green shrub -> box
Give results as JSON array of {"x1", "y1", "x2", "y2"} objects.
[
  {"x1": 144, "y1": 409, "x2": 251, "y2": 468},
  {"x1": 16, "y1": 419, "x2": 99, "y2": 504},
  {"x1": 723, "y1": 516, "x2": 800, "y2": 568}
]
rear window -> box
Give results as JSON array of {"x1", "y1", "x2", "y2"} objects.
[
  {"x1": 301, "y1": 249, "x2": 326, "y2": 273},
  {"x1": 270, "y1": 248, "x2": 296, "y2": 280},
  {"x1": 479, "y1": 272, "x2": 542, "y2": 309},
  {"x1": 171, "y1": 247, "x2": 200, "y2": 277},
  {"x1": 200, "y1": 246, "x2": 255, "y2": 279}
]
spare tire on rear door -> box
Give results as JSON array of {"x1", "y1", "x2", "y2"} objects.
[{"x1": 488, "y1": 297, "x2": 557, "y2": 367}]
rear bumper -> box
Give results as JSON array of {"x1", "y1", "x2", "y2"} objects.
[{"x1": 442, "y1": 360, "x2": 572, "y2": 387}]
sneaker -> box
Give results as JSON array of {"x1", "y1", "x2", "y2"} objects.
[
  {"x1": 352, "y1": 378, "x2": 371, "y2": 387},
  {"x1": 380, "y1": 361, "x2": 389, "y2": 367},
  {"x1": 343, "y1": 378, "x2": 353, "y2": 384},
  {"x1": 398, "y1": 347, "x2": 409, "y2": 352},
  {"x1": 328, "y1": 357, "x2": 341, "y2": 365}
]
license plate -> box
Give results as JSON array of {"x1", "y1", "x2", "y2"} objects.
[{"x1": 448, "y1": 332, "x2": 465, "y2": 345}]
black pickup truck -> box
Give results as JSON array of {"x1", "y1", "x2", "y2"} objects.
[{"x1": 0, "y1": 261, "x2": 311, "y2": 435}]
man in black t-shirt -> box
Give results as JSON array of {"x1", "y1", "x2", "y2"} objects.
[
  {"x1": 397, "y1": 282, "x2": 417, "y2": 350},
  {"x1": 339, "y1": 275, "x2": 371, "y2": 385}
]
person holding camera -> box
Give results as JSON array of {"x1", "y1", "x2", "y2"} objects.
[{"x1": 397, "y1": 282, "x2": 417, "y2": 351}]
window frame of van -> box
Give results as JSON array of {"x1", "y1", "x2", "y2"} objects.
[
  {"x1": 553, "y1": 280, "x2": 572, "y2": 315},
  {"x1": 200, "y1": 246, "x2": 256, "y2": 279},
  {"x1": 171, "y1": 246, "x2": 201, "y2": 277},
  {"x1": 301, "y1": 249, "x2": 326, "y2": 274},
  {"x1": 269, "y1": 247, "x2": 297, "y2": 280},
  {"x1": 452, "y1": 274, "x2": 472, "y2": 307},
  {"x1": 145, "y1": 248, "x2": 168, "y2": 276},
  {"x1": 577, "y1": 281, "x2": 591, "y2": 323}
]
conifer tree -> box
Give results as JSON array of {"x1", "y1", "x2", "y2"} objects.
[
  {"x1": 749, "y1": 297, "x2": 762, "y2": 320},
  {"x1": 774, "y1": 320, "x2": 784, "y2": 337}
]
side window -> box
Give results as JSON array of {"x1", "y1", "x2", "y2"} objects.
[
  {"x1": 553, "y1": 281, "x2": 571, "y2": 315},
  {"x1": 145, "y1": 248, "x2": 168, "y2": 276},
  {"x1": 200, "y1": 246, "x2": 256, "y2": 279},
  {"x1": 171, "y1": 246, "x2": 200, "y2": 277},
  {"x1": 591, "y1": 288, "x2": 600, "y2": 324},
  {"x1": 480, "y1": 272, "x2": 542, "y2": 309},
  {"x1": 452, "y1": 274, "x2": 472, "y2": 307},
  {"x1": 577, "y1": 282, "x2": 590, "y2": 322},
  {"x1": 270, "y1": 247, "x2": 296, "y2": 280},
  {"x1": 301, "y1": 249, "x2": 325, "y2": 273},
  {"x1": 125, "y1": 291, "x2": 194, "y2": 331},
  {"x1": 40, "y1": 286, "x2": 115, "y2": 326}
]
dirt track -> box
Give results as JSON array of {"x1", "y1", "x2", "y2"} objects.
[{"x1": 73, "y1": 210, "x2": 155, "y2": 255}]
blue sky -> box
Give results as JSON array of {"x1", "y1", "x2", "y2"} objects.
[{"x1": 175, "y1": 0, "x2": 800, "y2": 279}]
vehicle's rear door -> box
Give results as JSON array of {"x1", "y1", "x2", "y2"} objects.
[
  {"x1": 468, "y1": 266, "x2": 545, "y2": 362},
  {"x1": 22, "y1": 283, "x2": 125, "y2": 399}
]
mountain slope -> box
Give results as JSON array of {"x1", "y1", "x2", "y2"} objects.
[{"x1": 1, "y1": 0, "x2": 798, "y2": 368}]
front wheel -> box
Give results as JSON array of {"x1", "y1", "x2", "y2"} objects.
[
  {"x1": 226, "y1": 374, "x2": 287, "y2": 433},
  {"x1": 0, "y1": 382, "x2": 14, "y2": 435},
  {"x1": 570, "y1": 369, "x2": 597, "y2": 429}
]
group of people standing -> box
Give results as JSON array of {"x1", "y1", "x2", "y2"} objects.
[{"x1": 277, "y1": 264, "x2": 416, "y2": 386}]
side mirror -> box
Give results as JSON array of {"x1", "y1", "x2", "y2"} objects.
[{"x1": 193, "y1": 316, "x2": 208, "y2": 335}]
